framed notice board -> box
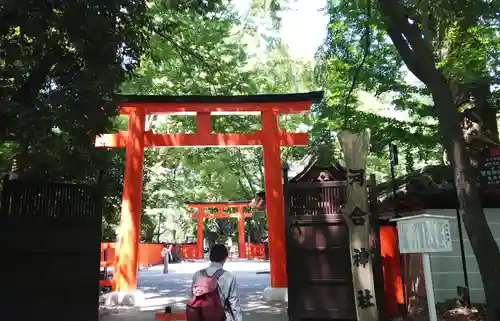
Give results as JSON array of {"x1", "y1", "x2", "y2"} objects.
[{"x1": 478, "y1": 147, "x2": 500, "y2": 192}]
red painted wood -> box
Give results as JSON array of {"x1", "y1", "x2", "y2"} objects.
[
  {"x1": 115, "y1": 109, "x2": 146, "y2": 291},
  {"x1": 119, "y1": 100, "x2": 311, "y2": 115},
  {"x1": 261, "y1": 111, "x2": 287, "y2": 287},
  {"x1": 196, "y1": 211, "x2": 204, "y2": 259},
  {"x1": 190, "y1": 213, "x2": 252, "y2": 219},
  {"x1": 196, "y1": 112, "x2": 211, "y2": 134},
  {"x1": 94, "y1": 96, "x2": 316, "y2": 290},
  {"x1": 245, "y1": 243, "x2": 265, "y2": 260},
  {"x1": 95, "y1": 130, "x2": 308, "y2": 148},
  {"x1": 188, "y1": 203, "x2": 252, "y2": 259},
  {"x1": 178, "y1": 244, "x2": 197, "y2": 260},
  {"x1": 238, "y1": 207, "x2": 246, "y2": 259},
  {"x1": 155, "y1": 312, "x2": 186, "y2": 321},
  {"x1": 380, "y1": 226, "x2": 405, "y2": 317}
]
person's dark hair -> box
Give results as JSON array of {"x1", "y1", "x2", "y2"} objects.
[{"x1": 209, "y1": 244, "x2": 229, "y2": 262}]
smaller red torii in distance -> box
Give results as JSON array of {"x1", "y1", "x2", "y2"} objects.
[{"x1": 187, "y1": 201, "x2": 252, "y2": 259}]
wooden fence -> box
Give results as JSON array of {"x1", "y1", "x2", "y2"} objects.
[
  {"x1": 100, "y1": 242, "x2": 265, "y2": 270},
  {"x1": 0, "y1": 178, "x2": 102, "y2": 321}
]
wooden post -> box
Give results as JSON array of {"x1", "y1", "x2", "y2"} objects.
[
  {"x1": 114, "y1": 109, "x2": 146, "y2": 291},
  {"x1": 261, "y1": 110, "x2": 287, "y2": 288},
  {"x1": 238, "y1": 206, "x2": 246, "y2": 258},
  {"x1": 196, "y1": 112, "x2": 211, "y2": 135},
  {"x1": 196, "y1": 207, "x2": 204, "y2": 259},
  {"x1": 369, "y1": 174, "x2": 386, "y2": 320},
  {"x1": 339, "y1": 130, "x2": 378, "y2": 321}
]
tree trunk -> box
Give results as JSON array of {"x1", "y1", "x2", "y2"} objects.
[
  {"x1": 453, "y1": 82, "x2": 499, "y2": 153},
  {"x1": 430, "y1": 75, "x2": 500, "y2": 321},
  {"x1": 470, "y1": 84, "x2": 499, "y2": 142},
  {"x1": 376, "y1": 2, "x2": 500, "y2": 317}
]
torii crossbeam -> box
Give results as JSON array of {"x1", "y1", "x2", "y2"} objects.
[{"x1": 95, "y1": 91, "x2": 323, "y2": 292}]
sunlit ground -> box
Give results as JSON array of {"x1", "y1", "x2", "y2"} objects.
[{"x1": 99, "y1": 260, "x2": 287, "y2": 321}]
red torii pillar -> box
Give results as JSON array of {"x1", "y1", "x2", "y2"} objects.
[
  {"x1": 187, "y1": 201, "x2": 252, "y2": 259},
  {"x1": 95, "y1": 92, "x2": 323, "y2": 291}
]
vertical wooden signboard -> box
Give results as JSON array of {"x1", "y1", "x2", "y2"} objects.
[{"x1": 339, "y1": 130, "x2": 378, "y2": 321}]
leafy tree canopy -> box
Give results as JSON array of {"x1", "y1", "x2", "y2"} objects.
[{"x1": 315, "y1": 0, "x2": 499, "y2": 173}]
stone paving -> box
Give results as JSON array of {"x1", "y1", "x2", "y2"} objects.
[{"x1": 99, "y1": 260, "x2": 287, "y2": 321}]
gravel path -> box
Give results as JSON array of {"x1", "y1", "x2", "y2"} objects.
[{"x1": 99, "y1": 260, "x2": 287, "y2": 321}]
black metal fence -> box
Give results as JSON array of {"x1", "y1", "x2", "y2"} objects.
[{"x1": 0, "y1": 178, "x2": 103, "y2": 321}]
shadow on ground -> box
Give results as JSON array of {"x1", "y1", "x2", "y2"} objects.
[{"x1": 99, "y1": 261, "x2": 286, "y2": 321}]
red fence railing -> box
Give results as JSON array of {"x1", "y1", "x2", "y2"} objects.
[
  {"x1": 177, "y1": 243, "x2": 197, "y2": 260},
  {"x1": 98, "y1": 242, "x2": 267, "y2": 289},
  {"x1": 245, "y1": 243, "x2": 266, "y2": 260},
  {"x1": 177, "y1": 243, "x2": 266, "y2": 260}
]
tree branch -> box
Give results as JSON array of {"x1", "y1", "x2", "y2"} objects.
[
  {"x1": 377, "y1": 0, "x2": 435, "y2": 84},
  {"x1": 235, "y1": 147, "x2": 257, "y2": 195},
  {"x1": 379, "y1": 0, "x2": 434, "y2": 58},
  {"x1": 383, "y1": 23, "x2": 428, "y2": 83},
  {"x1": 10, "y1": 52, "x2": 56, "y2": 105},
  {"x1": 145, "y1": 115, "x2": 157, "y2": 132},
  {"x1": 153, "y1": 27, "x2": 225, "y2": 79},
  {"x1": 236, "y1": 177, "x2": 252, "y2": 199},
  {"x1": 158, "y1": 228, "x2": 169, "y2": 235},
  {"x1": 257, "y1": 154, "x2": 264, "y2": 188},
  {"x1": 344, "y1": 0, "x2": 372, "y2": 127}
]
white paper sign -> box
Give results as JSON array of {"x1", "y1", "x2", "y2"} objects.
[{"x1": 393, "y1": 215, "x2": 452, "y2": 254}]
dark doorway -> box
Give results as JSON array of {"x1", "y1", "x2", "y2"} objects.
[{"x1": 285, "y1": 181, "x2": 356, "y2": 320}]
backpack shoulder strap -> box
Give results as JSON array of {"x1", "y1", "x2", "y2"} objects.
[{"x1": 212, "y1": 268, "x2": 225, "y2": 280}]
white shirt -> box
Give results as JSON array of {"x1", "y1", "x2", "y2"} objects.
[{"x1": 191, "y1": 262, "x2": 242, "y2": 321}]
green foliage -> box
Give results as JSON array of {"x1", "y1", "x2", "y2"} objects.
[
  {"x1": 0, "y1": 0, "x2": 259, "y2": 240},
  {"x1": 314, "y1": 0, "x2": 499, "y2": 179},
  {"x1": 116, "y1": 1, "x2": 315, "y2": 243},
  {"x1": 0, "y1": 0, "x2": 150, "y2": 180},
  {"x1": 317, "y1": 0, "x2": 500, "y2": 312}
]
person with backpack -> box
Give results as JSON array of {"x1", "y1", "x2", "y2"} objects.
[{"x1": 186, "y1": 244, "x2": 242, "y2": 321}]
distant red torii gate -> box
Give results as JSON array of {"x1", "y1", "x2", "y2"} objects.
[
  {"x1": 95, "y1": 91, "x2": 323, "y2": 292},
  {"x1": 187, "y1": 201, "x2": 252, "y2": 259}
]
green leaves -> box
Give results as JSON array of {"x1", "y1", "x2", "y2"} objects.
[
  {"x1": 315, "y1": 0, "x2": 500, "y2": 178},
  {"x1": 118, "y1": 0, "x2": 318, "y2": 242},
  {"x1": 1, "y1": 0, "x2": 151, "y2": 180}
]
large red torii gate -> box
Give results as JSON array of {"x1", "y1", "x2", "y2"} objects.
[{"x1": 95, "y1": 92, "x2": 323, "y2": 292}]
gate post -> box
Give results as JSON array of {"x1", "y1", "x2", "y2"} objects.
[
  {"x1": 238, "y1": 206, "x2": 246, "y2": 259},
  {"x1": 115, "y1": 109, "x2": 146, "y2": 292},
  {"x1": 196, "y1": 207, "x2": 204, "y2": 259},
  {"x1": 261, "y1": 110, "x2": 287, "y2": 289}
]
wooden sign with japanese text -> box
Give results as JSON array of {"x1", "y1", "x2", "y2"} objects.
[
  {"x1": 339, "y1": 130, "x2": 378, "y2": 321},
  {"x1": 478, "y1": 147, "x2": 500, "y2": 192}
]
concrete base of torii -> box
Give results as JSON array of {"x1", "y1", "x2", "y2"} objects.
[
  {"x1": 103, "y1": 291, "x2": 146, "y2": 308},
  {"x1": 262, "y1": 287, "x2": 288, "y2": 302}
]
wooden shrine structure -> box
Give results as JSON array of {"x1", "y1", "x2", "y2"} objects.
[
  {"x1": 95, "y1": 91, "x2": 323, "y2": 291},
  {"x1": 250, "y1": 154, "x2": 405, "y2": 320},
  {"x1": 187, "y1": 201, "x2": 252, "y2": 259}
]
